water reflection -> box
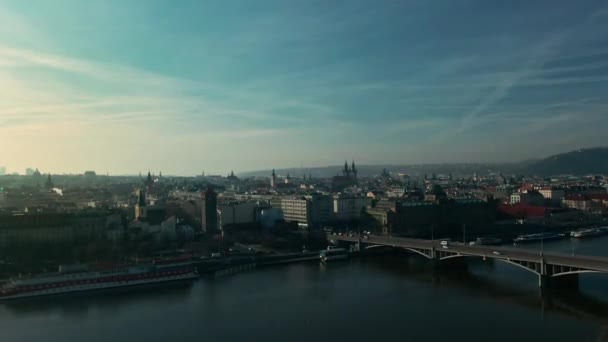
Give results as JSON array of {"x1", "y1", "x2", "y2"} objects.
[
  {"x1": 359, "y1": 255, "x2": 608, "y2": 324},
  {"x1": 3, "y1": 281, "x2": 194, "y2": 315},
  {"x1": 0, "y1": 244, "x2": 607, "y2": 342}
]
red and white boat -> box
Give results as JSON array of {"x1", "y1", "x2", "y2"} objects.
[{"x1": 0, "y1": 258, "x2": 199, "y2": 301}]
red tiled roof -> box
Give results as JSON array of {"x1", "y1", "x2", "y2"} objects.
[
  {"x1": 498, "y1": 203, "x2": 546, "y2": 219},
  {"x1": 563, "y1": 194, "x2": 590, "y2": 201},
  {"x1": 519, "y1": 184, "x2": 534, "y2": 192}
]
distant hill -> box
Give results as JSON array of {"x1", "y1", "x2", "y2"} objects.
[
  {"x1": 238, "y1": 147, "x2": 608, "y2": 178},
  {"x1": 240, "y1": 163, "x2": 516, "y2": 178},
  {"x1": 521, "y1": 147, "x2": 608, "y2": 176}
]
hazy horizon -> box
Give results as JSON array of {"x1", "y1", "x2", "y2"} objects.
[{"x1": 2, "y1": 1, "x2": 608, "y2": 176}]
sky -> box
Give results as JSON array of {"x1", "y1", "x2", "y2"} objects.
[{"x1": 1, "y1": 0, "x2": 607, "y2": 175}]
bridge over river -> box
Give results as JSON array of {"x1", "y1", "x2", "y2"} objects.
[{"x1": 328, "y1": 234, "x2": 608, "y2": 288}]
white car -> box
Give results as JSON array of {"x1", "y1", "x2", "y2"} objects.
[{"x1": 492, "y1": 251, "x2": 501, "y2": 255}]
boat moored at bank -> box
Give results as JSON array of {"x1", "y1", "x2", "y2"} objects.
[
  {"x1": 320, "y1": 247, "x2": 348, "y2": 263},
  {"x1": 0, "y1": 258, "x2": 199, "y2": 301},
  {"x1": 570, "y1": 227, "x2": 608, "y2": 238},
  {"x1": 514, "y1": 232, "x2": 566, "y2": 243}
]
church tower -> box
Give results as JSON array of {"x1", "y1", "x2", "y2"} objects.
[
  {"x1": 135, "y1": 189, "x2": 147, "y2": 220},
  {"x1": 343, "y1": 161, "x2": 350, "y2": 176},
  {"x1": 44, "y1": 174, "x2": 54, "y2": 189},
  {"x1": 270, "y1": 169, "x2": 277, "y2": 188},
  {"x1": 145, "y1": 171, "x2": 153, "y2": 189}
]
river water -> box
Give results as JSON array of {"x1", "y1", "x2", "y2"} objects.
[{"x1": 2, "y1": 237, "x2": 608, "y2": 342}]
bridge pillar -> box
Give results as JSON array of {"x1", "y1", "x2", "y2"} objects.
[
  {"x1": 539, "y1": 274, "x2": 579, "y2": 290},
  {"x1": 539, "y1": 275, "x2": 548, "y2": 288}
]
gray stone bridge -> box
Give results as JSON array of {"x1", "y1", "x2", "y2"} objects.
[{"x1": 328, "y1": 234, "x2": 608, "y2": 288}]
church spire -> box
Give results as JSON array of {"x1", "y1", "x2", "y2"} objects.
[
  {"x1": 45, "y1": 173, "x2": 53, "y2": 189},
  {"x1": 145, "y1": 171, "x2": 153, "y2": 187}
]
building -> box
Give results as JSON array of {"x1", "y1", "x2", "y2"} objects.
[
  {"x1": 84, "y1": 171, "x2": 97, "y2": 183},
  {"x1": 330, "y1": 160, "x2": 358, "y2": 192},
  {"x1": 488, "y1": 185, "x2": 514, "y2": 201},
  {"x1": 510, "y1": 193, "x2": 522, "y2": 205},
  {"x1": 218, "y1": 201, "x2": 258, "y2": 227},
  {"x1": 44, "y1": 174, "x2": 54, "y2": 189},
  {"x1": 388, "y1": 198, "x2": 497, "y2": 237},
  {"x1": 538, "y1": 187, "x2": 565, "y2": 201},
  {"x1": 281, "y1": 198, "x2": 310, "y2": 228},
  {"x1": 365, "y1": 207, "x2": 392, "y2": 232},
  {"x1": 270, "y1": 169, "x2": 277, "y2": 188},
  {"x1": 0, "y1": 210, "x2": 122, "y2": 247},
  {"x1": 510, "y1": 190, "x2": 544, "y2": 206},
  {"x1": 269, "y1": 196, "x2": 283, "y2": 209},
  {"x1": 333, "y1": 195, "x2": 370, "y2": 221},
  {"x1": 562, "y1": 195, "x2": 600, "y2": 212},
  {"x1": 308, "y1": 194, "x2": 333, "y2": 228},
  {"x1": 258, "y1": 208, "x2": 284, "y2": 231},
  {"x1": 201, "y1": 187, "x2": 219, "y2": 235},
  {"x1": 375, "y1": 199, "x2": 399, "y2": 212},
  {"x1": 278, "y1": 195, "x2": 332, "y2": 230},
  {"x1": 135, "y1": 189, "x2": 147, "y2": 220},
  {"x1": 145, "y1": 171, "x2": 154, "y2": 189}
]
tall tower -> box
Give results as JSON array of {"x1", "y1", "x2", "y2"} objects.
[
  {"x1": 145, "y1": 171, "x2": 153, "y2": 188},
  {"x1": 351, "y1": 160, "x2": 357, "y2": 180},
  {"x1": 202, "y1": 187, "x2": 218, "y2": 236},
  {"x1": 270, "y1": 169, "x2": 277, "y2": 188},
  {"x1": 343, "y1": 160, "x2": 350, "y2": 176},
  {"x1": 44, "y1": 174, "x2": 54, "y2": 189},
  {"x1": 135, "y1": 189, "x2": 147, "y2": 219}
]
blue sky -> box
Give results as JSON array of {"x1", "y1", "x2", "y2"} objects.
[{"x1": 1, "y1": 0, "x2": 607, "y2": 175}]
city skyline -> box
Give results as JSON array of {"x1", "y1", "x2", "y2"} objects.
[{"x1": 1, "y1": 1, "x2": 608, "y2": 175}]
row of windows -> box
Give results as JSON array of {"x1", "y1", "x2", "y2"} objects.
[{"x1": 18, "y1": 270, "x2": 192, "y2": 292}]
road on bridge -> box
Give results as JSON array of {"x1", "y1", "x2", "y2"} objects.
[{"x1": 328, "y1": 233, "x2": 608, "y2": 273}]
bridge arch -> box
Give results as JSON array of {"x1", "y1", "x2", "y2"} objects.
[
  {"x1": 363, "y1": 245, "x2": 386, "y2": 250},
  {"x1": 401, "y1": 247, "x2": 433, "y2": 259},
  {"x1": 438, "y1": 254, "x2": 468, "y2": 261},
  {"x1": 436, "y1": 253, "x2": 541, "y2": 276},
  {"x1": 551, "y1": 270, "x2": 600, "y2": 278},
  {"x1": 493, "y1": 258, "x2": 541, "y2": 276}
]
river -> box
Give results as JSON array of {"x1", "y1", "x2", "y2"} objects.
[{"x1": 1, "y1": 236, "x2": 608, "y2": 342}]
